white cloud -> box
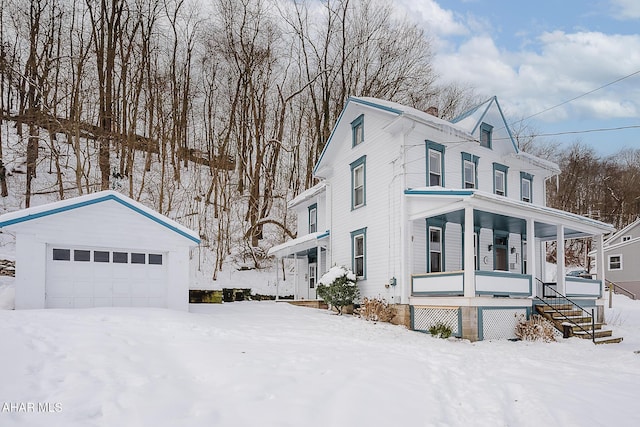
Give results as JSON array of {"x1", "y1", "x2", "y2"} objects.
[
  {"x1": 610, "y1": 0, "x2": 640, "y2": 19},
  {"x1": 394, "y1": 0, "x2": 468, "y2": 38}
]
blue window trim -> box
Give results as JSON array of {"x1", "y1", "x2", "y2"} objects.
[
  {"x1": 308, "y1": 203, "x2": 317, "y2": 233},
  {"x1": 426, "y1": 218, "x2": 446, "y2": 273},
  {"x1": 350, "y1": 227, "x2": 367, "y2": 279},
  {"x1": 520, "y1": 172, "x2": 533, "y2": 203},
  {"x1": 351, "y1": 114, "x2": 364, "y2": 147},
  {"x1": 425, "y1": 140, "x2": 445, "y2": 186},
  {"x1": 350, "y1": 155, "x2": 367, "y2": 210},
  {"x1": 493, "y1": 162, "x2": 509, "y2": 196},
  {"x1": 480, "y1": 122, "x2": 493, "y2": 149},
  {"x1": 461, "y1": 152, "x2": 479, "y2": 189}
]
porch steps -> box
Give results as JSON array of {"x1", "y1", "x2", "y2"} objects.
[{"x1": 535, "y1": 303, "x2": 623, "y2": 345}]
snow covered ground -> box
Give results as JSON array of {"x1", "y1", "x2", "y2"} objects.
[{"x1": 1, "y1": 296, "x2": 640, "y2": 426}]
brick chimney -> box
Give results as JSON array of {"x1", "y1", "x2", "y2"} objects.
[{"x1": 426, "y1": 106, "x2": 439, "y2": 117}]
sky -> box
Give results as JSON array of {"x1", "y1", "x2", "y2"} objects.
[{"x1": 396, "y1": 0, "x2": 640, "y2": 156}]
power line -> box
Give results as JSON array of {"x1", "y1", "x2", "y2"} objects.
[{"x1": 511, "y1": 69, "x2": 640, "y2": 125}]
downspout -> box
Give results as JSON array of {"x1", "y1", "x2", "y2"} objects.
[{"x1": 399, "y1": 121, "x2": 415, "y2": 304}]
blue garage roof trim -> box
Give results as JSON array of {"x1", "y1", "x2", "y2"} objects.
[{"x1": 0, "y1": 191, "x2": 201, "y2": 244}]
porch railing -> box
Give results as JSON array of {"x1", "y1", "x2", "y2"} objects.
[
  {"x1": 605, "y1": 279, "x2": 637, "y2": 300},
  {"x1": 535, "y1": 278, "x2": 595, "y2": 343}
]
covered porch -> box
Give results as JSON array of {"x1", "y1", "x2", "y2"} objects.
[
  {"x1": 403, "y1": 189, "x2": 614, "y2": 328},
  {"x1": 267, "y1": 231, "x2": 330, "y2": 301}
]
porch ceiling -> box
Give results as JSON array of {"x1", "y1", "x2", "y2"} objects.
[
  {"x1": 406, "y1": 189, "x2": 614, "y2": 239},
  {"x1": 430, "y1": 209, "x2": 596, "y2": 239},
  {"x1": 267, "y1": 231, "x2": 329, "y2": 258}
]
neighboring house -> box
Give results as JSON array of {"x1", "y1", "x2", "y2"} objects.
[
  {"x1": 590, "y1": 217, "x2": 640, "y2": 297},
  {"x1": 0, "y1": 190, "x2": 200, "y2": 310},
  {"x1": 270, "y1": 96, "x2": 615, "y2": 341}
]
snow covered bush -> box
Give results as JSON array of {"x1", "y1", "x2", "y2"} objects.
[
  {"x1": 360, "y1": 297, "x2": 395, "y2": 322},
  {"x1": 514, "y1": 314, "x2": 556, "y2": 342},
  {"x1": 317, "y1": 266, "x2": 359, "y2": 315}
]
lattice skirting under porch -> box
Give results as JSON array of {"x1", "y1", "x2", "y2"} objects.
[
  {"x1": 479, "y1": 307, "x2": 528, "y2": 340},
  {"x1": 412, "y1": 307, "x2": 461, "y2": 336}
]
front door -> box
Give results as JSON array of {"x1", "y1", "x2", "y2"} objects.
[
  {"x1": 308, "y1": 263, "x2": 317, "y2": 299},
  {"x1": 494, "y1": 233, "x2": 509, "y2": 271}
]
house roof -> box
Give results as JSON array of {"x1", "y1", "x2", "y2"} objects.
[
  {"x1": 604, "y1": 216, "x2": 640, "y2": 245},
  {"x1": 314, "y1": 96, "x2": 559, "y2": 177},
  {"x1": 0, "y1": 190, "x2": 201, "y2": 244},
  {"x1": 288, "y1": 182, "x2": 326, "y2": 209},
  {"x1": 267, "y1": 230, "x2": 329, "y2": 258}
]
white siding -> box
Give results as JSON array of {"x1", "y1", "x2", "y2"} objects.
[
  {"x1": 445, "y1": 223, "x2": 462, "y2": 271},
  {"x1": 412, "y1": 220, "x2": 426, "y2": 274},
  {"x1": 479, "y1": 228, "x2": 493, "y2": 271}
]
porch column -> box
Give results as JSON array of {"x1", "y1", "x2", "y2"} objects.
[
  {"x1": 556, "y1": 224, "x2": 566, "y2": 295},
  {"x1": 598, "y1": 233, "x2": 606, "y2": 296},
  {"x1": 293, "y1": 253, "x2": 298, "y2": 300},
  {"x1": 275, "y1": 257, "x2": 280, "y2": 301},
  {"x1": 463, "y1": 205, "x2": 475, "y2": 298},
  {"x1": 527, "y1": 218, "x2": 537, "y2": 297}
]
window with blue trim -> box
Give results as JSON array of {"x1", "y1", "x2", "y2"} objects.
[
  {"x1": 350, "y1": 156, "x2": 366, "y2": 209},
  {"x1": 426, "y1": 219, "x2": 445, "y2": 273},
  {"x1": 426, "y1": 141, "x2": 445, "y2": 186},
  {"x1": 351, "y1": 227, "x2": 367, "y2": 278},
  {"x1": 493, "y1": 163, "x2": 508, "y2": 196},
  {"x1": 308, "y1": 203, "x2": 317, "y2": 233},
  {"x1": 461, "y1": 152, "x2": 479, "y2": 189},
  {"x1": 480, "y1": 123, "x2": 493, "y2": 148},
  {"x1": 351, "y1": 114, "x2": 364, "y2": 147},
  {"x1": 520, "y1": 172, "x2": 533, "y2": 203}
]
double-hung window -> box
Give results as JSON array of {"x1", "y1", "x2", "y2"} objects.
[
  {"x1": 426, "y1": 141, "x2": 445, "y2": 186},
  {"x1": 429, "y1": 226, "x2": 443, "y2": 273},
  {"x1": 308, "y1": 204, "x2": 317, "y2": 233},
  {"x1": 351, "y1": 114, "x2": 364, "y2": 147},
  {"x1": 480, "y1": 123, "x2": 493, "y2": 148},
  {"x1": 461, "y1": 152, "x2": 479, "y2": 189},
  {"x1": 493, "y1": 163, "x2": 508, "y2": 196},
  {"x1": 351, "y1": 228, "x2": 367, "y2": 279},
  {"x1": 608, "y1": 255, "x2": 622, "y2": 270},
  {"x1": 350, "y1": 156, "x2": 366, "y2": 210},
  {"x1": 521, "y1": 172, "x2": 533, "y2": 203}
]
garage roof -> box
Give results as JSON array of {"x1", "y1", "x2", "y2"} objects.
[{"x1": 0, "y1": 190, "x2": 200, "y2": 244}]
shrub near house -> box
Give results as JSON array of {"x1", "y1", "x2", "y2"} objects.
[{"x1": 317, "y1": 266, "x2": 359, "y2": 315}]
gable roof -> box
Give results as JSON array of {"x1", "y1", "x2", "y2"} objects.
[
  {"x1": 0, "y1": 190, "x2": 200, "y2": 244},
  {"x1": 451, "y1": 96, "x2": 519, "y2": 153},
  {"x1": 604, "y1": 216, "x2": 640, "y2": 245}
]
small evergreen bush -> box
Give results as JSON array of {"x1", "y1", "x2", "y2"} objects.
[
  {"x1": 429, "y1": 322, "x2": 453, "y2": 338},
  {"x1": 317, "y1": 266, "x2": 359, "y2": 315}
]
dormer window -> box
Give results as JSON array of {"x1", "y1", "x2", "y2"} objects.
[
  {"x1": 480, "y1": 123, "x2": 493, "y2": 149},
  {"x1": 351, "y1": 114, "x2": 364, "y2": 147}
]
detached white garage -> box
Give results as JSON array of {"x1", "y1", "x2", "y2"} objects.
[{"x1": 0, "y1": 190, "x2": 200, "y2": 311}]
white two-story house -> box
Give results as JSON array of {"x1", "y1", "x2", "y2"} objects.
[{"x1": 269, "y1": 96, "x2": 614, "y2": 340}]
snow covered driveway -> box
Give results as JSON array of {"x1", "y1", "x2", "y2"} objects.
[{"x1": 1, "y1": 301, "x2": 639, "y2": 427}]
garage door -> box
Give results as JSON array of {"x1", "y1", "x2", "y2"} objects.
[{"x1": 45, "y1": 245, "x2": 168, "y2": 308}]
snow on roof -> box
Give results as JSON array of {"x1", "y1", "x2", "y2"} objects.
[
  {"x1": 511, "y1": 151, "x2": 561, "y2": 174},
  {"x1": 267, "y1": 230, "x2": 329, "y2": 258},
  {"x1": 288, "y1": 182, "x2": 326, "y2": 209},
  {"x1": 0, "y1": 190, "x2": 200, "y2": 244}
]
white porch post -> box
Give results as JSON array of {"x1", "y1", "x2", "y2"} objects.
[
  {"x1": 527, "y1": 218, "x2": 537, "y2": 297},
  {"x1": 275, "y1": 257, "x2": 280, "y2": 301},
  {"x1": 463, "y1": 205, "x2": 475, "y2": 298},
  {"x1": 598, "y1": 233, "x2": 606, "y2": 297},
  {"x1": 556, "y1": 224, "x2": 566, "y2": 295},
  {"x1": 293, "y1": 253, "x2": 298, "y2": 300}
]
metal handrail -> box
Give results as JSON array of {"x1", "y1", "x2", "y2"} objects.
[
  {"x1": 534, "y1": 278, "x2": 595, "y2": 343},
  {"x1": 605, "y1": 279, "x2": 637, "y2": 300}
]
